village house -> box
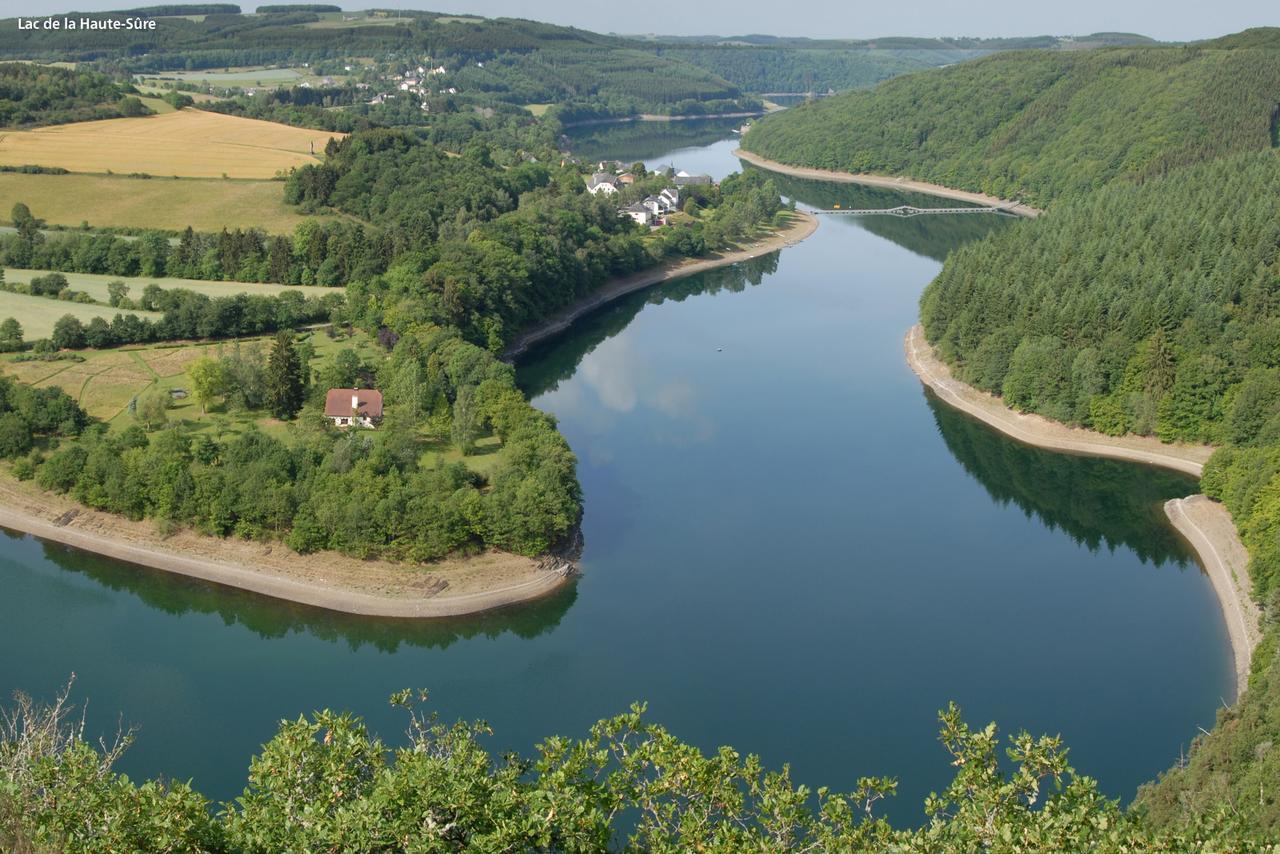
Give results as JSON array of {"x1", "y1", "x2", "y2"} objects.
[
  {"x1": 620, "y1": 202, "x2": 653, "y2": 226},
  {"x1": 617, "y1": 173, "x2": 637, "y2": 186},
  {"x1": 325, "y1": 388, "x2": 384, "y2": 429},
  {"x1": 587, "y1": 173, "x2": 619, "y2": 195},
  {"x1": 674, "y1": 169, "x2": 712, "y2": 187}
]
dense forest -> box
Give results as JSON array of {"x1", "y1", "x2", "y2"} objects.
[
  {"x1": 920, "y1": 151, "x2": 1280, "y2": 449},
  {"x1": 0, "y1": 63, "x2": 148, "y2": 127},
  {"x1": 742, "y1": 34, "x2": 1280, "y2": 205}
]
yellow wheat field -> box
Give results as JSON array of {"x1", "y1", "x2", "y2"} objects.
[{"x1": 0, "y1": 109, "x2": 344, "y2": 179}]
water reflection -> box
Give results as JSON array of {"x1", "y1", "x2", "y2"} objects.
[
  {"x1": 563, "y1": 117, "x2": 747, "y2": 163},
  {"x1": 747, "y1": 169, "x2": 1018, "y2": 262},
  {"x1": 518, "y1": 253, "x2": 779, "y2": 398},
  {"x1": 925, "y1": 392, "x2": 1198, "y2": 565},
  {"x1": 4, "y1": 528, "x2": 577, "y2": 653}
]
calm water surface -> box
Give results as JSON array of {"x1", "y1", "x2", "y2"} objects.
[{"x1": 0, "y1": 132, "x2": 1232, "y2": 825}]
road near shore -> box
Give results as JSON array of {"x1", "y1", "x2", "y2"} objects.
[
  {"x1": 905, "y1": 324, "x2": 1260, "y2": 697},
  {"x1": 734, "y1": 149, "x2": 1042, "y2": 218}
]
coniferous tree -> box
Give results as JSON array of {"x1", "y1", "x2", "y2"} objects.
[{"x1": 264, "y1": 331, "x2": 305, "y2": 420}]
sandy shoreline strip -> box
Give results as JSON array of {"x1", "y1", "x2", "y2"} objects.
[
  {"x1": 1165, "y1": 496, "x2": 1261, "y2": 693},
  {"x1": 905, "y1": 325, "x2": 1260, "y2": 696},
  {"x1": 904, "y1": 326, "x2": 1211, "y2": 475},
  {"x1": 0, "y1": 478, "x2": 573, "y2": 619},
  {"x1": 733, "y1": 149, "x2": 1042, "y2": 218},
  {"x1": 502, "y1": 211, "x2": 818, "y2": 359}
]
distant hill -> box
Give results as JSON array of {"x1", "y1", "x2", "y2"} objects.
[
  {"x1": 633, "y1": 32, "x2": 1157, "y2": 95},
  {"x1": 0, "y1": 9, "x2": 753, "y2": 120},
  {"x1": 742, "y1": 37, "x2": 1280, "y2": 205}
]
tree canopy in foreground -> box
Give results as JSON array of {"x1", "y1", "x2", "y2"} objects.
[{"x1": 0, "y1": 683, "x2": 1261, "y2": 851}]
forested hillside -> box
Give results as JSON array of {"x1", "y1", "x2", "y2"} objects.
[
  {"x1": 0, "y1": 64, "x2": 147, "y2": 127},
  {"x1": 742, "y1": 37, "x2": 1280, "y2": 205},
  {"x1": 920, "y1": 150, "x2": 1280, "y2": 447}
]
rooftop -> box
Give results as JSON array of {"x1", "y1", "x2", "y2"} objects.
[{"x1": 324, "y1": 388, "x2": 384, "y2": 419}]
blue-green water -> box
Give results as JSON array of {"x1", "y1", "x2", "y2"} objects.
[{"x1": 0, "y1": 134, "x2": 1232, "y2": 826}]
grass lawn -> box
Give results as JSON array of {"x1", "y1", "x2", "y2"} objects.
[
  {"x1": 0, "y1": 291, "x2": 162, "y2": 339},
  {"x1": 4, "y1": 269, "x2": 336, "y2": 303},
  {"x1": 0, "y1": 173, "x2": 346, "y2": 234},
  {"x1": 523, "y1": 104, "x2": 552, "y2": 117},
  {"x1": 138, "y1": 96, "x2": 176, "y2": 114},
  {"x1": 0, "y1": 108, "x2": 344, "y2": 179}
]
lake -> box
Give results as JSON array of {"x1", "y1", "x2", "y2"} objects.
[{"x1": 0, "y1": 129, "x2": 1232, "y2": 826}]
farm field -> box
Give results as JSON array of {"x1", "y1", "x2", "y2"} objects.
[
  {"x1": 0, "y1": 173, "x2": 346, "y2": 233},
  {"x1": 0, "y1": 109, "x2": 343, "y2": 179},
  {"x1": 305, "y1": 12, "x2": 414, "y2": 28},
  {"x1": 3, "y1": 269, "x2": 335, "y2": 303},
  {"x1": 138, "y1": 67, "x2": 347, "y2": 88},
  {"x1": 0, "y1": 291, "x2": 161, "y2": 339},
  {"x1": 148, "y1": 67, "x2": 304, "y2": 85},
  {"x1": 135, "y1": 85, "x2": 222, "y2": 103}
]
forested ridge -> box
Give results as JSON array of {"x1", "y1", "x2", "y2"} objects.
[{"x1": 742, "y1": 34, "x2": 1280, "y2": 205}]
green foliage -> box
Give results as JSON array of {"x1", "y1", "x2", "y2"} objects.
[
  {"x1": 50, "y1": 313, "x2": 85, "y2": 350},
  {"x1": 744, "y1": 43, "x2": 1280, "y2": 206},
  {"x1": 919, "y1": 150, "x2": 1280, "y2": 444},
  {"x1": 264, "y1": 330, "x2": 304, "y2": 420},
  {"x1": 0, "y1": 317, "x2": 22, "y2": 352},
  {"x1": 134, "y1": 388, "x2": 170, "y2": 430},
  {"x1": 295, "y1": 131, "x2": 781, "y2": 350},
  {"x1": 0, "y1": 63, "x2": 147, "y2": 128},
  {"x1": 3, "y1": 683, "x2": 1269, "y2": 850},
  {"x1": 186, "y1": 357, "x2": 227, "y2": 414},
  {"x1": 24, "y1": 326, "x2": 579, "y2": 561}
]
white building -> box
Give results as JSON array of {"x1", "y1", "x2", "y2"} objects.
[
  {"x1": 620, "y1": 203, "x2": 653, "y2": 226},
  {"x1": 587, "y1": 173, "x2": 619, "y2": 195}
]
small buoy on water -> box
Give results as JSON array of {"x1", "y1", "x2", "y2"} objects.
[{"x1": 716, "y1": 347, "x2": 723, "y2": 352}]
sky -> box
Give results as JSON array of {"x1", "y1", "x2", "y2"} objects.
[{"x1": 1, "y1": 0, "x2": 1274, "y2": 42}]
